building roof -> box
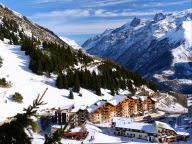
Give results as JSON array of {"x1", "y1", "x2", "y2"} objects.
[
  {"x1": 52, "y1": 124, "x2": 62, "y2": 129},
  {"x1": 87, "y1": 99, "x2": 107, "y2": 113},
  {"x1": 151, "y1": 97, "x2": 158, "y2": 102},
  {"x1": 174, "y1": 128, "x2": 190, "y2": 136},
  {"x1": 108, "y1": 95, "x2": 127, "y2": 106},
  {"x1": 71, "y1": 105, "x2": 87, "y2": 113},
  {"x1": 113, "y1": 118, "x2": 189, "y2": 137},
  {"x1": 131, "y1": 95, "x2": 148, "y2": 101},
  {"x1": 113, "y1": 117, "x2": 156, "y2": 134},
  {"x1": 112, "y1": 117, "x2": 134, "y2": 124},
  {"x1": 155, "y1": 121, "x2": 175, "y2": 132},
  {"x1": 63, "y1": 104, "x2": 74, "y2": 110}
]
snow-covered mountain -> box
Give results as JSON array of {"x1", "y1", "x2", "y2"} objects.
[
  {"x1": 82, "y1": 9, "x2": 192, "y2": 94},
  {"x1": 0, "y1": 4, "x2": 66, "y2": 46}
]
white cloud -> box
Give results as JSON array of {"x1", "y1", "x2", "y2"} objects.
[
  {"x1": 93, "y1": 0, "x2": 137, "y2": 7},
  {"x1": 34, "y1": 0, "x2": 73, "y2": 4},
  {"x1": 31, "y1": 9, "x2": 90, "y2": 18},
  {"x1": 143, "y1": 0, "x2": 191, "y2": 7},
  {"x1": 30, "y1": 8, "x2": 170, "y2": 36},
  {"x1": 36, "y1": 19, "x2": 131, "y2": 35},
  {"x1": 35, "y1": 0, "x2": 137, "y2": 6},
  {"x1": 94, "y1": 9, "x2": 164, "y2": 17},
  {"x1": 31, "y1": 8, "x2": 165, "y2": 19}
]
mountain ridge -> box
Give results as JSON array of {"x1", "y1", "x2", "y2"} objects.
[
  {"x1": 0, "y1": 4, "x2": 66, "y2": 46},
  {"x1": 82, "y1": 9, "x2": 192, "y2": 94}
]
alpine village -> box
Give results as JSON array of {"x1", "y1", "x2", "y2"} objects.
[{"x1": 0, "y1": 2, "x2": 191, "y2": 144}]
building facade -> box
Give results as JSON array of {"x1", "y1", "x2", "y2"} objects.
[
  {"x1": 53, "y1": 104, "x2": 88, "y2": 129},
  {"x1": 112, "y1": 117, "x2": 189, "y2": 143},
  {"x1": 88, "y1": 95, "x2": 158, "y2": 124},
  {"x1": 88, "y1": 100, "x2": 116, "y2": 123}
]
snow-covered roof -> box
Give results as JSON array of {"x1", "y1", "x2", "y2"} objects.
[
  {"x1": 71, "y1": 105, "x2": 87, "y2": 113},
  {"x1": 113, "y1": 117, "x2": 156, "y2": 134},
  {"x1": 70, "y1": 127, "x2": 82, "y2": 132},
  {"x1": 52, "y1": 124, "x2": 62, "y2": 129},
  {"x1": 174, "y1": 128, "x2": 190, "y2": 136},
  {"x1": 63, "y1": 104, "x2": 74, "y2": 110},
  {"x1": 87, "y1": 100, "x2": 107, "y2": 113},
  {"x1": 139, "y1": 96, "x2": 148, "y2": 101},
  {"x1": 151, "y1": 97, "x2": 158, "y2": 102},
  {"x1": 155, "y1": 121, "x2": 175, "y2": 131},
  {"x1": 112, "y1": 117, "x2": 134, "y2": 124},
  {"x1": 131, "y1": 95, "x2": 148, "y2": 101},
  {"x1": 112, "y1": 117, "x2": 186, "y2": 135},
  {"x1": 108, "y1": 95, "x2": 127, "y2": 106},
  {"x1": 131, "y1": 96, "x2": 138, "y2": 99}
]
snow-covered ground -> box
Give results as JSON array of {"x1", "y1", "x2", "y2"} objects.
[
  {"x1": 60, "y1": 36, "x2": 82, "y2": 50},
  {"x1": 33, "y1": 122, "x2": 157, "y2": 144},
  {"x1": 157, "y1": 94, "x2": 187, "y2": 114},
  {"x1": 0, "y1": 41, "x2": 113, "y2": 122}
]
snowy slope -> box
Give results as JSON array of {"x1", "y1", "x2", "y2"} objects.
[
  {"x1": 60, "y1": 36, "x2": 82, "y2": 50},
  {"x1": 82, "y1": 9, "x2": 192, "y2": 94},
  {"x1": 0, "y1": 41, "x2": 113, "y2": 122}
]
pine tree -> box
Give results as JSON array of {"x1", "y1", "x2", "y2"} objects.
[
  {"x1": 62, "y1": 75, "x2": 68, "y2": 89},
  {"x1": 56, "y1": 74, "x2": 63, "y2": 89},
  {"x1": 111, "y1": 88, "x2": 115, "y2": 96},
  {"x1": 73, "y1": 72, "x2": 80, "y2": 92},
  {"x1": 69, "y1": 90, "x2": 74, "y2": 99},
  {"x1": 0, "y1": 88, "x2": 48, "y2": 144},
  {"x1": 95, "y1": 80, "x2": 101, "y2": 96}
]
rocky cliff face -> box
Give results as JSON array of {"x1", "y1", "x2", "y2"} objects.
[{"x1": 82, "y1": 9, "x2": 192, "y2": 94}]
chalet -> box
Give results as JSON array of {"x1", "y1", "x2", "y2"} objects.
[
  {"x1": 87, "y1": 99, "x2": 116, "y2": 123},
  {"x1": 88, "y1": 95, "x2": 158, "y2": 124},
  {"x1": 112, "y1": 117, "x2": 189, "y2": 143},
  {"x1": 108, "y1": 95, "x2": 129, "y2": 117},
  {"x1": 131, "y1": 95, "x2": 157, "y2": 115},
  {"x1": 54, "y1": 104, "x2": 77, "y2": 128},
  {"x1": 53, "y1": 104, "x2": 88, "y2": 129},
  {"x1": 71, "y1": 105, "x2": 88, "y2": 126}
]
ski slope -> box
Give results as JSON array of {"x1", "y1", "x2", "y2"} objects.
[{"x1": 0, "y1": 41, "x2": 113, "y2": 122}]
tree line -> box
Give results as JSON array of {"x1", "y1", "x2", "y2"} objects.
[{"x1": 56, "y1": 60, "x2": 157, "y2": 95}]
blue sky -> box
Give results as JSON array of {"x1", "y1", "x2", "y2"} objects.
[{"x1": 0, "y1": 0, "x2": 191, "y2": 44}]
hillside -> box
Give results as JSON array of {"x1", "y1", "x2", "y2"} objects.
[
  {"x1": 82, "y1": 9, "x2": 192, "y2": 94},
  {"x1": 0, "y1": 40, "x2": 113, "y2": 121},
  {"x1": 0, "y1": 4, "x2": 65, "y2": 46},
  {"x1": 0, "y1": 4, "x2": 157, "y2": 121}
]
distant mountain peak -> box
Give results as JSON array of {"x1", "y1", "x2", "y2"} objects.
[
  {"x1": 130, "y1": 17, "x2": 143, "y2": 27},
  {"x1": 154, "y1": 13, "x2": 166, "y2": 22}
]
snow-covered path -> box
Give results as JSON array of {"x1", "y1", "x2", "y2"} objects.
[{"x1": 0, "y1": 41, "x2": 112, "y2": 122}]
